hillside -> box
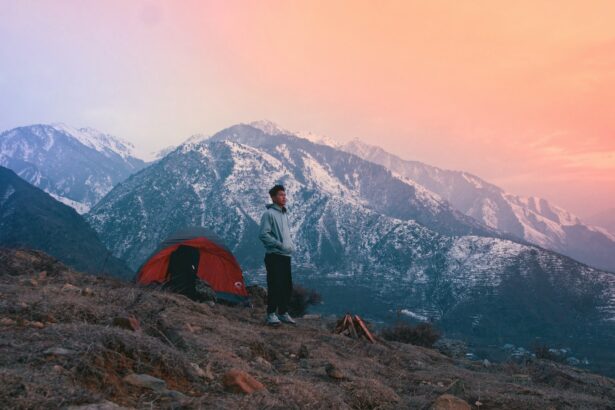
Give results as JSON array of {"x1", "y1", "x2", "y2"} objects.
[
  {"x1": 0, "y1": 123, "x2": 147, "y2": 212},
  {"x1": 0, "y1": 166, "x2": 132, "y2": 278},
  {"x1": 341, "y1": 138, "x2": 615, "y2": 273},
  {"x1": 1, "y1": 248, "x2": 614, "y2": 409},
  {"x1": 86, "y1": 123, "x2": 615, "y2": 376}
]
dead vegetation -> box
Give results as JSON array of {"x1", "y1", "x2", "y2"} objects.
[{"x1": 1, "y1": 248, "x2": 615, "y2": 409}]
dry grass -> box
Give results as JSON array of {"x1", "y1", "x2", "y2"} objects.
[{"x1": 1, "y1": 248, "x2": 615, "y2": 409}]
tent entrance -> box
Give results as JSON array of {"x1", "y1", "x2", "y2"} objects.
[{"x1": 164, "y1": 245, "x2": 201, "y2": 298}]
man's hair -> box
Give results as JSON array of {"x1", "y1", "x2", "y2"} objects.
[{"x1": 269, "y1": 184, "x2": 285, "y2": 197}]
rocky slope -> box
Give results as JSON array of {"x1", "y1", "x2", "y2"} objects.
[
  {"x1": 0, "y1": 166, "x2": 132, "y2": 278},
  {"x1": 86, "y1": 123, "x2": 615, "y2": 376},
  {"x1": 2, "y1": 248, "x2": 614, "y2": 409},
  {"x1": 0, "y1": 123, "x2": 147, "y2": 213},
  {"x1": 341, "y1": 138, "x2": 615, "y2": 273}
]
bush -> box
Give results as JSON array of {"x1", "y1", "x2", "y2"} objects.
[
  {"x1": 531, "y1": 342, "x2": 562, "y2": 362},
  {"x1": 380, "y1": 322, "x2": 441, "y2": 348},
  {"x1": 288, "y1": 285, "x2": 322, "y2": 317}
]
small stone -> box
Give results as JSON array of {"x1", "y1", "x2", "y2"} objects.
[
  {"x1": 325, "y1": 363, "x2": 345, "y2": 380},
  {"x1": 160, "y1": 389, "x2": 187, "y2": 399},
  {"x1": 38, "y1": 271, "x2": 47, "y2": 280},
  {"x1": 28, "y1": 278, "x2": 39, "y2": 287},
  {"x1": 190, "y1": 362, "x2": 206, "y2": 378},
  {"x1": 186, "y1": 323, "x2": 201, "y2": 333},
  {"x1": 431, "y1": 394, "x2": 471, "y2": 410},
  {"x1": 289, "y1": 353, "x2": 297, "y2": 359},
  {"x1": 254, "y1": 356, "x2": 273, "y2": 370},
  {"x1": 0, "y1": 317, "x2": 16, "y2": 326},
  {"x1": 207, "y1": 301, "x2": 215, "y2": 307},
  {"x1": 222, "y1": 369, "x2": 265, "y2": 394},
  {"x1": 53, "y1": 365, "x2": 64, "y2": 372},
  {"x1": 66, "y1": 401, "x2": 125, "y2": 410},
  {"x1": 112, "y1": 315, "x2": 140, "y2": 331},
  {"x1": 62, "y1": 283, "x2": 81, "y2": 292},
  {"x1": 81, "y1": 287, "x2": 94, "y2": 296},
  {"x1": 123, "y1": 373, "x2": 166, "y2": 390},
  {"x1": 44, "y1": 347, "x2": 77, "y2": 356},
  {"x1": 30, "y1": 321, "x2": 45, "y2": 329}
]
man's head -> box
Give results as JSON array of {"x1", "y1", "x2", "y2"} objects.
[{"x1": 269, "y1": 184, "x2": 287, "y2": 207}]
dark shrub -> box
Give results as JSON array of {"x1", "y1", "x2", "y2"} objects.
[
  {"x1": 531, "y1": 342, "x2": 562, "y2": 362},
  {"x1": 288, "y1": 285, "x2": 322, "y2": 317},
  {"x1": 380, "y1": 322, "x2": 441, "y2": 348}
]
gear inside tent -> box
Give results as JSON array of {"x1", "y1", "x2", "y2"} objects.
[{"x1": 135, "y1": 227, "x2": 249, "y2": 303}]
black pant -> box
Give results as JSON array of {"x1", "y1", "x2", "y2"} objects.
[{"x1": 264, "y1": 252, "x2": 292, "y2": 315}]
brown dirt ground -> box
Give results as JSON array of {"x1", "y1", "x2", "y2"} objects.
[{"x1": 1, "y1": 248, "x2": 614, "y2": 409}]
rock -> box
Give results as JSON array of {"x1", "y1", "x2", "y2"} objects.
[
  {"x1": 276, "y1": 360, "x2": 297, "y2": 373},
  {"x1": 203, "y1": 362, "x2": 214, "y2": 381},
  {"x1": 236, "y1": 346, "x2": 251, "y2": 359},
  {"x1": 185, "y1": 323, "x2": 202, "y2": 333},
  {"x1": 67, "y1": 401, "x2": 126, "y2": 410},
  {"x1": 160, "y1": 389, "x2": 187, "y2": 399},
  {"x1": 44, "y1": 347, "x2": 77, "y2": 356},
  {"x1": 62, "y1": 283, "x2": 81, "y2": 292},
  {"x1": 123, "y1": 373, "x2": 166, "y2": 390},
  {"x1": 254, "y1": 356, "x2": 273, "y2": 371},
  {"x1": 431, "y1": 394, "x2": 471, "y2": 410},
  {"x1": 325, "y1": 363, "x2": 345, "y2": 380},
  {"x1": 30, "y1": 321, "x2": 45, "y2": 329},
  {"x1": 298, "y1": 344, "x2": 309, "y2": 359},
  {"x1": 0, "y1": 317, "x2": 16, "y2": 326},
  {"x1": 112, "y1": 315, "x2": 140, "y2": 331},
  {"x1": 190, "y1": 362, "x2": 207, "y2": 378},
  {"x1": 222, "y1": 369, "x2": 265, "y2": 394},
  {"x1": 81, "y1": 287, "x2": 94, "y2": 296},
  {"x1": 28, "y1": 278, "x2": 39, "y2": 287},
  {"x1": 482, "y1": 359, "x2": 491, "y2": 367},
  {"x1": 53, "y1": 365, "x2": 64, "y2": 372}
]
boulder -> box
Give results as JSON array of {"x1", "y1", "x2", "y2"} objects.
[
  {"x1": 222, "y1": 369, "x2": 265, "y2": 394},
  {"x1": 112, "y1": 315, "x2": 140, "y2": 331},
  {"x1": 122, "y1": 373, "x2": 166, "y2": 390},
  {"x1": 431, "y1": 394, "x2": 471, "y2": 410}
]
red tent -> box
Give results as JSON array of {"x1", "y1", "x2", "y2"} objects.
[{"x1": 135, "y1": 227, "x2": 248, "y2": 303}]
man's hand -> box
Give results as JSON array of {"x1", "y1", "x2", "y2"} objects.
[{"x1": 280, "y1": 243, "x2": 295, "y2": 253}]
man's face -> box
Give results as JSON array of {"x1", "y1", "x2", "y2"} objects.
[{"x1": 272, "y1": 190, "x2": 287, "y2": 207}]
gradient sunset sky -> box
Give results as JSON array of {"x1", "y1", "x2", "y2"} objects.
[{"x1": 0, "y1": 0, "x2": 613, "y2": 217}]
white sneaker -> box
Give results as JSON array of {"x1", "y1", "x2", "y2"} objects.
[
  {"x1": 266, "y1": 312, "x2": 281, "y2": 325},
  {"x1": 277, "y1": 312, "x2": 296, "y2": 325}
]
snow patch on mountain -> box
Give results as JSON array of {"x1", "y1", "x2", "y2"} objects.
[
  {"x1": 49, "y1": 193, "x2": 90, "y2": 214},
  {"x1": 50, "y1": 123, "x2": 138, "y2": 161}
]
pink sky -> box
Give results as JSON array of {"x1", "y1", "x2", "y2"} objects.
[{"x1": 0, "y1": 0, "x2": 613, "y2": 217}]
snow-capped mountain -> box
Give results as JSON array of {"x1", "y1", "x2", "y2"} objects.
[
  {"x1": 0, "y1": 165, "x2": 132, "y2": 278},
  {"x1": 87, "y1": 123, "x2": 615, "y2": 372},
  {"x1": 0, "y1": 124, "x2": 147, "y2": 212},
  {"x1": 341, "y1": 138, "x2": 615, "y2": 273}
]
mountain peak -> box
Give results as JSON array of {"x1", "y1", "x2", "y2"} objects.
[
  {"x1": 48, "y1": 123, "x2": 137, "y2": 160},
  {"x1": 247, "y1": 120, "x2": 292, "y2": 136}
]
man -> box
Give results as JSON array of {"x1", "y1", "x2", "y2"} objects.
[{"x1": 258, "y1": 184, "x2": 296, "y2": 326}]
